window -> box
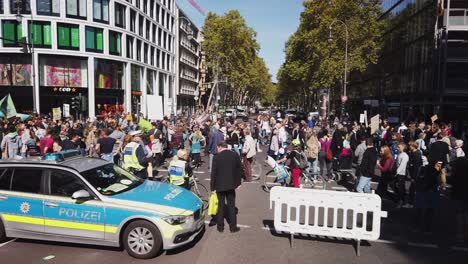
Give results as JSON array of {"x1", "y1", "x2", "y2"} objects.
[
  {"x1": 10, "y1": 0, "x2": 30, "y2": 14},
  {"x1": 158, "y1": 28, "x2": 162, "y2": 46},
  {"x1": 163, "y1": 31, "x2": 167, "y2": 49},
  {"x1": 0, "y1": 169, "x2": 13, "y2": 190},
  {"x1": 37, "y1": 0, "x2": 60, "y2": 16},
  {"x1": 115, "y1": 3, "x2": 126, "y2": 28},
  {"x1": 144, "y1": 43, "x2": 148, "y2": 63},
  {"x1": 135, "y1": 0, "x2": 140, "y2": 9},
  {"x1": 159, "y1": 72, "x2": 165, "y2": 95},
  {"x1": 85, "y1": 26, "x2": 103, "y2": 53},
  {"x1": 150, "y1": 0, "x2": 154, "y2": 19},
  {"x1": 161, "y1": 9, "x2": 165, "y2": 27},
  {"x1": 168, "y1": 36, "x2": 172, "y2": 52},
  {"x1": 28, "y1": 21, "x2": 52, "y2": 48},
  {"x1": 130, "y1": 10, "x2": 136, "y2": 32},
  {"x1": 152, "y1": 25, "x2": 156, "y2": 42},
  {"x1": 57, "y1": 23, "x2": 79, "y2": 50},
  {"x1": 143, "y1": 0, "x2": 147, "y2": 14},
  {"x1": 156, "y1": 3, "x2": 160, "y2": 22},
  {"x1": 167, "y1": 55, "x2": 170, "y2": 71},
  {"x1": 147, "y1": 70, "x2": 154, "y2": 94},
  {"x1": 11, "y1": 168, "x2": 42, "y2": 193},
  {"x1": 156, "y1": 49, "x2": 160, "y2": 67},
  {"x1": 139, "y1": 15, "x2": 144, "y2": 36},
  {"x1": 109, "y1": 31, "x2": 121, "y2": 56},
  {"x1": 93, "y1": 0, "x2": 109, "y2": 23},
  {"x1": 126, "y1": 36, "x2": 133, "y2": 59},
  {"x1": 161, "y1": 52, "x2": 166, "y2": 69},
  {"x1": 0, "y1": 1, "x2": 3, "y2": 13},
  {"x1": 2, "y1": 20, "x2": 22, "y2": 47},
  {"x1": 150, "y1": 46, "x2": 155, "y2": 66},
  {"x1": 49, "y1": 170, "x2": 88, "y2": 197},
  {"x1": 136, "y1": 39, "x2": 142, "y2": 61},
  {"x1": 145, "y1": 20, "x2": 151, "y2": 40},
  {"x1": 66, "y1": 0, "x2": 87, "y2": 19}
]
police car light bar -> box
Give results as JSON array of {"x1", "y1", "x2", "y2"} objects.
[{"x1": 42, "y1": 150, "x2": 82, "y2": 162}]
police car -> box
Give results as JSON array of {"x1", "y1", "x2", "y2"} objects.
[{"x1": 0, "y1": 150, "x2": 205, "y2": 259}]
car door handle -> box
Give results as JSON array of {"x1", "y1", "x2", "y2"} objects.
[
  {"x1": 0, "y1": 194, "x2": 8, "y2": 200},
  {"x1": 44, "y1": 201, "x2": 59, "y2": 208}
]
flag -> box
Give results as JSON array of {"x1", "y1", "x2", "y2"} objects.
[
  {"x1": 187, "y1": 0, "x2": 205, "y2": 16},
  {"x1": 139, "y1": 117, "x2": 153, "y2": 132},
  {"x1": 0, "y1": 94, "x2": 17, "y2": 118}
]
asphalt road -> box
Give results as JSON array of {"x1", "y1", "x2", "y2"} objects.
[{"x1": 1, "y1": 145, "x2": 467, "y2": 263}]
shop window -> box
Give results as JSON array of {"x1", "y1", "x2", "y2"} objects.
[
  {"x1": 0, "y1": 55, "x2": 32, "y2": 86},
  {"x1": 136, "y1": 39, "x2": 142, "y2": 61},
  {"x1": 115, "y1": 3, "x2": 126, "y2": 29},
  {"x1": 109, "y1": 31, "x2": 121, "y2": 56},
  {"x1": 57, "y1": 23, "x2": 79, "y2": 50},
  {"x1": 39, "y1": 56, "x2": 88, "y2": 88},
  {"x1": 147, "y1": 70, "x2": 154, "y2": 95},
  {"x1": 10, "y1": 0, "x2": 30, "y2": 14},
  {"x1": 2, "y1": 20, "x2": 22, "y2": 47},
  {"x1": 66, "y1": 0, "x2": 87, "y2": 19},
  {"x1": 37, "y1": 0, "x2": 60, "y2": 16},
  {"x1": 93, "y1": 0, "x2": 109, "y2": 24},
  {"x1": 85, "y1": 26, "x2": 103, "y2": 53},
  {"x1": 126, "y1": 36, "x2": 134, "y2": 59},
  {"x1": 130, "y1": 10, "x2": 136, "y2": 32},
  {"x1": 95, "y1": 59, "x2": 123, "y2": 89},
  {"x1": 131, "y1": 65, "x2": 141, "y2": 91},
  {"x1": 28, "y1": 21, "x2": 52, "y2": 48}
]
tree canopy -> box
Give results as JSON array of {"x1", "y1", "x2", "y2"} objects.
[
  {"x1": 202, "y1": 10, "x2": 273, "y2": 106},
  {"x1": 277, "y1": 0, "x2": 383, "y2": 110}
]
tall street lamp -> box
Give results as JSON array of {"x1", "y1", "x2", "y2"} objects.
[
  {"x1": 16, "y1": 0, "x2": 37, "y2": 114},
  {"x1": 328, "y1": 19, "x2": 349, "y2": 115}
]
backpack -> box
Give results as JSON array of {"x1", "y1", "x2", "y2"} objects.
[
  {"x1": 305, "y1": 138, "x2": 319, "y2": 160},
  {"x1": 294, "y1": 150, "x2": 308, "y2": 169}
]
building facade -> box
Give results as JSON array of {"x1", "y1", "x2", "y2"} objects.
[
  {"x1": 349, "y1": 0, "x2": 468, "y2": 128},
  {"x1": 175, "y1": 7, "x2": 201, "y2": 115},
  {"x1": 0, "y1": 0, "x2": 178, "y2": 118}
]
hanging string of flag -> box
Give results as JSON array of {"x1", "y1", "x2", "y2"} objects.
[{"x1": 187, "y1": 0, "x2": 206, "y2": 16}]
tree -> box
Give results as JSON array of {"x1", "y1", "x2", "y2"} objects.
[
  {"x1": 278, "y1": 0, "x2": 383, "y2": 111},
  {"x1": 202, "y1": 10, "x2": 273, "y2": 106}
]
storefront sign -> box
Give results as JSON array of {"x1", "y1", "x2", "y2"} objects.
[{"x1": 53, "y1": 87, "x2": 78, "y2": 93}]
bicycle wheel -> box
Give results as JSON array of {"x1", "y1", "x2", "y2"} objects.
[
  {"x1": 263, "y1": 170, "x2": 282, "y2": 193},
  {"x1": 191, "y1": 181, "x2": 210, "y2": 201}
]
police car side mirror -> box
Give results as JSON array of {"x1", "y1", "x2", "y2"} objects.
[{"x1": 72, "y1": 190, "x2": 92, "y2": 201}]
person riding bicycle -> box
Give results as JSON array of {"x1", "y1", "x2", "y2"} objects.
[{"x1": 168, "y1": 149, "x2": 192, "y2": 190}]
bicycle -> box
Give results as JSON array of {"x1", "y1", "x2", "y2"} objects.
[
  {"x1": 263, "y1": 161, "x2": 327, "y2": 192},
  {"x1": 160, "y1": 170, "x2": 209, "y2": 209}
]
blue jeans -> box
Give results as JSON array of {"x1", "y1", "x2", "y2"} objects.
[
  {"x1": 356, "y1": 176, "x2": 372, "y2": 193},
  {"x1": 306, "y1": 159, "x2": 318, "y2": 177},
  {"x1": 209, "y1": 153, "x2": 214, "y2": 171},
  {"x1": 233, "y1": 145, "x2": 240, "y2": 156}
]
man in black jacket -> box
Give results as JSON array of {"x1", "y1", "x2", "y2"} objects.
[
  {"x1": 210, "y1": 141, "x2": 243, "y2": 233},
  {"x1": 356, "y1": 138, "x2": 378, "y2": 193}
]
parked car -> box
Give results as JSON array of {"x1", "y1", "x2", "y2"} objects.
[
  {"x1": 224, "y1": 108, "x2": 237, "y2": 120},
  {"x1": 285, "y1": 109, "x2": 297, "y2": 119}
]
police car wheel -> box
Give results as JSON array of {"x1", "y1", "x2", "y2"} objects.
[
  {"x1": 0, "y1": 219, "x2": 6, "y2": 243},
  {"x1": 123, "y1": 220, "x2": 162, "y2": 259}
]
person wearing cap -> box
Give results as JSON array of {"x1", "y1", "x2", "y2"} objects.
[
  {"x1": 123, "y1": 130, "x2": 149, "y2": 179},
  {"x1": 168, "y1": 149, "x2": 192, "y2": 189}
]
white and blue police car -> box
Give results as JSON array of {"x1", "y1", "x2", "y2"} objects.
[{"x1": 0, "y1": 150, "x2": 205, "y2": 259}]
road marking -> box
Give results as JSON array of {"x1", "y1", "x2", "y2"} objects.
[
  {"x1": 204, "y1": 221, "x2": 251, "y2": 229},
  {"x1": 374, "y1": 239, "x2": 397, "y2": 244},
  {"x1": 452, "y1": 246, "x2": 468, "y2": 252},
  {"x1": 0, "y1": 238, "x2": 16, "y2": 248},
  {"x1": 407, "y1": 242, "x2": 438, "y2": 248},
  {"x1": 204, "y1": 178, "x2": 211, "y2": 181}
]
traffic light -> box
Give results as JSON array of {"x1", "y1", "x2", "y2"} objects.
[
  {"x1": 20, "y1": 37, "x2": 29, "y2": 53},
  {"x1": 71, "y1": 96, "x2": 81, "y2": 111}
]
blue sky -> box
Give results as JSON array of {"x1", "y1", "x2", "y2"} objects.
[{"x1": 176, "y1": 0, "x2": 305, "y2": 82}]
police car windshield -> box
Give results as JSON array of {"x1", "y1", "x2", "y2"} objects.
[{"x1": 81, "y1": 164, "x2": 144, "y2": 196}]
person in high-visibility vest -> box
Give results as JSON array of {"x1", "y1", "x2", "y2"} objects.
[
  {"x1": 123, "y1": 130, "x2": 149, "y2": 179},
  {"x1": 168, "y1": 149, "x2": 192, "y2": 189}
]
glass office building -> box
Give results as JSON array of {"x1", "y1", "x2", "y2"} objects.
[
  {"x1": 0, "y1": 0, "x2": 178, "y2": 117},
  {"x1": 350, "y1": 0, "x2": 468, "y2": 127}
]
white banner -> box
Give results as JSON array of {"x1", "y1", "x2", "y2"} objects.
[
  {"x1": 147, "y1": 95, "x2": 163, "y2": 120},
  {"x1": 63, "y1": 104, "x2": 70, "y2": 117}
]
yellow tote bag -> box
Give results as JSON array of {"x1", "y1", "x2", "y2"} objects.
[{"x1": 208, "y1": 191, "x2": 218, "y2": 216}]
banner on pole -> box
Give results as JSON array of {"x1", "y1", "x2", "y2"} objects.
[{"x1": 370, "y1": 114, "x2": 380, "y2": 135}]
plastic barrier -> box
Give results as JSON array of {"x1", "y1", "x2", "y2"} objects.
[{"x1": 269, "y1": 187, "x2": 388, "y2": 256}]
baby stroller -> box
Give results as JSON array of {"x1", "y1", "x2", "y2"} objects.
[{"x1": 332, "y1": 150, "x2": 354, "y2": 183}]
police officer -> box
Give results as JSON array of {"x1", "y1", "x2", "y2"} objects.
[
  {"x1": 168, "y1": 149, "x2": 192, "y2": 189},
  {"x1": 123, "y1": 130, "x2": 149, "y2": 179}
]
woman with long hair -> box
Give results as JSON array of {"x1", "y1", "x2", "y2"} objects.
[
  {"x1": 189, "y1": 125, "x2": 205, "y2": 168},
  {"x1": 376, "y1": 145, "x2": 394, "y2": 197}
]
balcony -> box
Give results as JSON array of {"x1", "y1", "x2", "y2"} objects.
[
  {"x1": 180, "y1": 40, "x2": 199, "y2": 56},
  {"x1": 180, "y1": 57, "x2": 198, "y2": 69},
  {"x1": 448, "y1": 9, "x2": 468, "y2": 29}
]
